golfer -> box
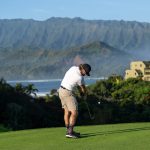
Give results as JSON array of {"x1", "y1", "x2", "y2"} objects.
[{"x1": 58, "y1": 64, "x2": 91, "y2": 138}]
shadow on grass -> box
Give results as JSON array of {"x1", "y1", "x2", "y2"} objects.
[{"x1": 80, "y1": 126, "x2": 150, "y2": 138}]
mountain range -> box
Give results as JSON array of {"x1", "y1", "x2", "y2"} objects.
[{"x1": 0, "y1": 17, "x2": 150, "y2": 80}]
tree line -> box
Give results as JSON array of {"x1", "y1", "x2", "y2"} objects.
[{"x1": 0, "y1": 76, "x2": 150, "y2": 131}]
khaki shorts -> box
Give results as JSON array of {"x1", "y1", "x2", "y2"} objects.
[{"x1": 58, "y1": 87, "x2": 78, "y2": 111}]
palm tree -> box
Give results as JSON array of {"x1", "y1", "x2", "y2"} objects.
[
  {"x1": 24, "y1": 84, "x2": 38, "y2": 96},
  {"x1": 0, "y1": 78, "x2": 6, "y2": 84},
  {"x1": 0, "y1": 78, "x2": 13, "y2": 92},
  {"x1": 15, "y1": 83, "x2": 25, "y2": 93}
]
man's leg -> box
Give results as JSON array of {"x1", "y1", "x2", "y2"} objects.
[
  {"x1": 68, "y1": 110, "x2": 78, "y2": 135},
  {"x1": 61, "y1": 91, "x2": 79, "y2": 138},
  {"x1": 64, "y1": 108, "x2": 70, "y2": 130},
  {"x1": 69, "y1": 110, "x2": 78, "y2": 127},
  {"x1": 64, "y1": 109, "x2": 78, "y2": 133}
]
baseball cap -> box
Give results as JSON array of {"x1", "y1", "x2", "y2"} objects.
[{"x1": 82, "y1": 64, "x2": 91, "y2": 76}]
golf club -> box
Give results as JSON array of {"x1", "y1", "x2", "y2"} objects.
[{"x1": 83, "y1": 96, "x2": 95, "y2": 120}]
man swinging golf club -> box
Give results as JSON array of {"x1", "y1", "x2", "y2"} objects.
[{"x1": 58, "y1": 64, "x2": 91, "y2": 138}]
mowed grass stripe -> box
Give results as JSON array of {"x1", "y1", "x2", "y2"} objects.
[{"x1": 0, "y1": 123, "x2": 150, "y2": 150}]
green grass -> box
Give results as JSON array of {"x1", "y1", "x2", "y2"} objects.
[{"x1": 0, "y1": 123, "x2": 150, "y2": 150}]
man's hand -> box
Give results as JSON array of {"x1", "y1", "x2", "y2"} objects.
[{"x1": 77, "y1": 85, "x2": 87, "y2": 97}]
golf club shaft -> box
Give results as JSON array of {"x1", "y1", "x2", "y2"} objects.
[{"x1": 84, "y1": 96, "x2": 94, "y2": 119}]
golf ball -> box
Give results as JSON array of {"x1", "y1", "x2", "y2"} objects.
[{"x1": 98, "y1": 101, "x2": 101, "y2": 104}]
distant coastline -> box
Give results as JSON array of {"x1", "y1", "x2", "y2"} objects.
[
  {"x1": 7, "y1": 78, "x2": 104, "y2": 96},
  {"x1": 7, "y1": 77, "x2": 105, "y2": 83}
]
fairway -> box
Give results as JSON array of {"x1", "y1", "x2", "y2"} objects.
[{"x1": 0, "y1": 123, "x2": 150, "y2": 150}]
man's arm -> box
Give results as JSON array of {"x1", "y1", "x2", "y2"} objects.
[{"x1": 77, "y1": 84, "x2": 87, "y2": 96}]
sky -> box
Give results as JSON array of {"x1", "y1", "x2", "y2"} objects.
[{"x1": 0, "y1": 0, "x2": 150, "y2": 22}]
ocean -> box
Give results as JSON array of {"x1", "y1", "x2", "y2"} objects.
[{"x1": 7, "y1": 78, "x2": 103, "y2": 96}]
